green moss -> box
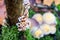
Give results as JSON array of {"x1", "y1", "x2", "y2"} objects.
[
  {"x1": 1, "y1": 26, "x2": 19, "y2": 40},
  {"x1": 57, "y1": 4, "x2": 60, "y2": 11}
]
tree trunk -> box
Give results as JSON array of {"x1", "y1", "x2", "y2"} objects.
[{"x1": 5, "y1": 0, "x2": 24, "y2": 26}]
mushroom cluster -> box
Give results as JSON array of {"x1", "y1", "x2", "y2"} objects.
[
  {"x1": 16, "y1": 0, "x2": 30, "y2": 31},
  {"x1": 16, "y1": 0, "x2": 57, "y2": 39},
  {"x1": 16, "y1": 11, "x2": 57, "y2": 39},
  {"x1": 16, "y1": 9, "x2": 30, "y2": 31},
  {"x1": 16, "y1": 15, "x2": 30, "y2": 31},
  {"x1": 23, "y1": 0, "x2": 30, "y2": 10},
  {"x1": 30, "y1": 12, "x2": 57, "y2": 39}
]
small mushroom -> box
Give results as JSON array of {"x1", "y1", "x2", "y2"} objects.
[
  {"x1": 28, "y1": 18, "x2": 40, "y2": 29},
  {"x1": 43, "y1": 12, "x2": 56, "y2": 24},
  {"x1": 30, "y1": 26, "x2": 44, "y2": 39},
  {"x1": 32, "y1": 13, "x2": 43, "y2": 25},
  {"x1": 50, "y1": 26, "x2": 56, "y2": 34},
  {"x1": 40, "y1": 24, "x2": 51, "y2": 35}
]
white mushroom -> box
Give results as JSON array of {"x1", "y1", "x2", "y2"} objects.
[
  {"x1": 30, "y1": 27, "x2": 44, "y2": 39},
  {"x1": 50, "y1": 26, "x2": 56, "y2": 34},
  {"x1": 34, "y1": 29, "x2": 44, "y2": 39},
  {"x1": 32, "y1": 13, "x2": 43, "y2": 25},
  {"x1": 28, "y1": 18, "x2": 40, "y2": 29},
  {"x1": 43, "y1": 12, "x2": 56, "y2": 24},
  {"x1": 23, "y1": 0, "x2": 30, "y2": 9},
  {"x1": 40, "y1": 24, "x2": 51, "y2": 35}
]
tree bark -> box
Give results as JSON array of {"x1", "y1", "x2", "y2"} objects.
[{"x1": 5, "y1": 0, "x2": 24, "y2": 26}]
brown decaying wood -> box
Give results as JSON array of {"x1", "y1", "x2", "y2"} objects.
[{"x1": 5, "y1": 0, "x2": 24, "y2": 25}]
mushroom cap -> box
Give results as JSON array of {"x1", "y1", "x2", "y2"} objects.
[
  {"x1": 43, "y1": 12, "x2": 56, "y2": 24},
  {"x1": 32, "y1": 13, "x2": 43, "y2": 24},
  {"x1": 28, "y1": 18, "x2": 40, "y2": 29},
  {"x1": 40, "y1": 24, "x2": 51, "y2": 35},
  {"x1": 30, "y1": 27, "x2": 44, "y2": 39},
  {"x1": 50, "y1": 26, "x2": 56, "y2": 34}
]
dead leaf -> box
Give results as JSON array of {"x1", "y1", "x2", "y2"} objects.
[
  {"x1": 55, "y1": 0, "x2": 60, "y2": 5},
  {"x1": 43, "y1": 0, "x2": 53, "y2": 6}
]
